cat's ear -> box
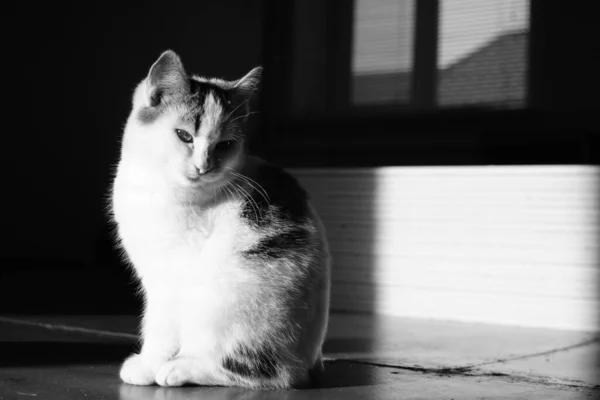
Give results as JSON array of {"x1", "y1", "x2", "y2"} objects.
[
  {"x1": 229, "y1": 67, "x2": 262, "y2": 122},
  {"x1": 233, "y1": 66, "x2": 262, "y2": 96},
  {"x1": 145, "y1": 50, "x2": 189, "y2": 106}
]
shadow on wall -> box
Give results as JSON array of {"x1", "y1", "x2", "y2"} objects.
[{"x1": 292, "y1": 169, "x2": 379, "y2": 381}]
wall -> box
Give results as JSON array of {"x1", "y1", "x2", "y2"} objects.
[{"x1": 293, "y1": 166, "x2": 599, "y2": 332}]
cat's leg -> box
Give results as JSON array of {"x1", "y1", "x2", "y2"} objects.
[
  {"x1": 155, "y1": 355, "x2": 294, "y2": 388},
  {"x1": 154, "y1": 355, "x2": 214, "y2": 387},
  {"x1": 155, "y1": 342, "x2": 302, "y2": 389},
  {"x1": 153, "y1": 318, "x2": 243, "y2": 387},
  {"x1": 154, "y1": 316, "x2": 218, "y2": 387},
  {"x1": 120, "y1": 293, "x2": 179, "y2": 385}
]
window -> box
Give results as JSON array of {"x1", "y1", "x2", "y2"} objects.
[
  {"x1": 258, "y1": 0, "x2": 598, "y2": 167},
  {"x1": 352, "y1": 0, "x2": 415, "y2": 105},
  {"x1": 437, "y1": 0, "x2": 529, "y2": 108},
  {"x1": 352, "y1": 0, "x2": 530, "y2": 108}
]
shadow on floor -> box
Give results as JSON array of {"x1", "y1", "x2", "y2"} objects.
[{"x1": 0, "y1": 342, "x2": 136, "y2": 367}]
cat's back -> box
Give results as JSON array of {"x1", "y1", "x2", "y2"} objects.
[{"x1": 240, "y1": 157, "x2": 312, "y2": 228}]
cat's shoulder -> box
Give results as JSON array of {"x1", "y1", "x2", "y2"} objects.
[{"x1": 240, "y1": 158, "x2": 310, "y2": 227}]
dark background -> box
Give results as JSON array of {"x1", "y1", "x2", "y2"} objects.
[
  {"x1": 1, "y1": 0, "x2": 265, "y2": 314},
  {"x1": 1, "y1": 0, "x2": 598, "y2": 315}
]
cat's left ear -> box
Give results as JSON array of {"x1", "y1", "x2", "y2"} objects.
[{"x1": 233, "y1": 66, "x2": 262, "y2": 96}]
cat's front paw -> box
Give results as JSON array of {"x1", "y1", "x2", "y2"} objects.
[
  {"x1": 120, "y1": 353, "x2": 158, "y2": 386},
  {"x1": 155, "y1": 357, "x2": 200, "y2": 387}
]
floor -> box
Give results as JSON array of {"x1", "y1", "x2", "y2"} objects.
[{"x1": 0, "y1": 314, "x2": 598, "y2": 399}]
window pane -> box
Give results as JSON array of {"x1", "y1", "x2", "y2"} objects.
[
  {"x1": 438, "y1": 0, "x2": 530, "y2": 108},
  {"x1": 352, "y1": 0, "x2": 415, "y2": 105},
  {"x1": 351, "y1": 0, "x2": 529, "y2": 108}
]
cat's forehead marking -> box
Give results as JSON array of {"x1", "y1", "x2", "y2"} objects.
[
  {"x1": 189, "y1": 80, "x2": 228, "y2": 110},
  {"x1": 186, "y1": 80, "x2": 228, "y2": 136},
  {"x1": 138, "y1": 78, "x2": 229, "y2": 127},
  {"x1": 196, "y1": 91, "x2": 224, "y2": 139}
]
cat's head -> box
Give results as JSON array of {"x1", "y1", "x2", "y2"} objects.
[{"x1": 124, "y1": 50, "x2": 261, "y2": 188}]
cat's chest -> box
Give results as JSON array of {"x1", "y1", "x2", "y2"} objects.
[
  {"x1": 115, "y1": 190, "x2": 202, "y2": 240},
  {"x1": 112, "y1": 185, "x2": 246, "y2": 276}
]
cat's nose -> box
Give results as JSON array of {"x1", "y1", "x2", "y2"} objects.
[{"x1": 196, "y1": 165, "x2": 213, "y2": 175}]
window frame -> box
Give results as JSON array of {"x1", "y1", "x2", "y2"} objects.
[{"x1": 255, "y1": 0, "x2": 599, "y2": 167}]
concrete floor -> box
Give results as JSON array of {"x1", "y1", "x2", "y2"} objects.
[{"x1": 0, "y1": 314, "x2": 598, "y2": 399}]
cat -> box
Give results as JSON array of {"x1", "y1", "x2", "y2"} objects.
[{"x1": 110, "y1": 50, "x2": 331, "y2": 389}]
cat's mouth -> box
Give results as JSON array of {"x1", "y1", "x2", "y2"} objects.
[
  {"x1": 185, "y1": 175, "x2": 205, "y2": 185},
  {"x1": 185, "y1": 171, "x2": 220, "y2": 185}
]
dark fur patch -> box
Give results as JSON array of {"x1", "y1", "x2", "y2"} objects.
[
  {"x1": 137, "y1": 78, "x2": 234, "y2": 126},
  {"x1": 240, "y1": 162, "x2": 309, "y2": 228},
  {"x1": 243, "y1": 227, "x2": 310, "y2": 259},
  {"x1": 190, "y1": 79, "x2": 231, "y2": 105},
  {"x1": 222, "y1": 344, "x2": 279, "y2": 379},
  {"x1": 194, "y1": 112, "x2": 201, "y2": 132},
  {"x1": 150, "y1": 88, "x2": 163, "y2": 107}
]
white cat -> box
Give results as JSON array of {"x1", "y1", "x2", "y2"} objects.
[{"x1": 110, "y1": 50, "x2": 330, "y2": 389}]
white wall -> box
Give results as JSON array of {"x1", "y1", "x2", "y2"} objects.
[{"x1": 292, "y1": 165, "x2": 599, "y2": 332}]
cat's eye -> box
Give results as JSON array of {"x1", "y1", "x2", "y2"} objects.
[
  {"x1": 215, "y1": 140, "x2": 236, "y2": 151},
  {"x1": 175, "y1": 129, "x2": 193, "y2": 144}
]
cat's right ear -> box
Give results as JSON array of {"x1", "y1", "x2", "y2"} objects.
[
  {"x1": 233, "y1": 66, "x2": 262, "y2": 96},
  {"x1": 145, "y1": 50, "x2": 189, "y2": 107}
]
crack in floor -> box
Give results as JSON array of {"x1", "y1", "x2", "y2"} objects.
[
  {"x1": 327, "y1": 359, "x2": 599, "y2": 392},
  {"x1": 324, "y1": 335, "x2": 600, "y2": 388},
  {"x1": 471, "y1": 336, "x2": 600, "y2": 368}
]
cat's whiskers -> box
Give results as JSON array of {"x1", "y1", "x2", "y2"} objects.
[
  {"x1": 219, "y1": 177, "x2": 236, "y2": 205},
  {"x1": 238, "y1": 173, "x2": 270, "y2": 203},
  {"x1": 230, "y1": 180, "x2": 262, "y2": 225},
  {"x1": 222, "y1": 99, "x2": 249, "y2": 123},
  {"x1": 225, "y1": 168, "x2": 270, "y2": 206},
  {"x1": 226, "y1": 111, "x2": 259, "y2": 125},
  {"x1": 215, "y1": 181, "x2": 227, "y2": 203},
  {"x1": 233, "y1": 176, "x2": 269, "y2": 206},
  {"x1": 224, "y1": 186, "x2": 235, "y2": 205},
  {"x1": 228, "y1": 183, "x2": 257, "y2": 224},
  {"x1": 223, "y1": 174, "x2": 260, "y2": 224}
]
